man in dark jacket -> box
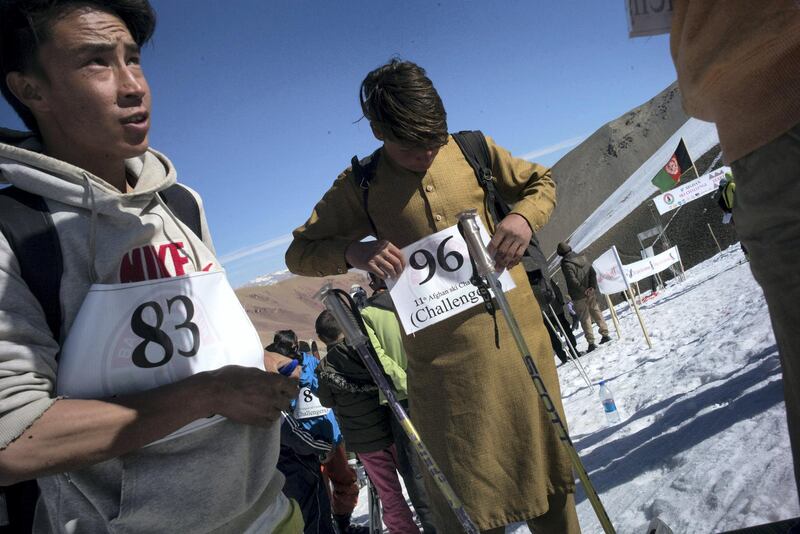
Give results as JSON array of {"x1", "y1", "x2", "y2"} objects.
[{"x1": 557, "y1": 242, "x2": 611, "y2": 352}]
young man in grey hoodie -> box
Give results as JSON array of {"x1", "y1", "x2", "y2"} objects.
[{"x1": 0, "y1": 1, "x2": 301, "y2": 532}]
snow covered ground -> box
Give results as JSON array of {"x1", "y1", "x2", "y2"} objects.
[{"x1": 352, "y1": 245, "x2": 799, "y2": 533}]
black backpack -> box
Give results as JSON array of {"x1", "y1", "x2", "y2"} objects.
[
  {"x1": 0, "y1": 183, "x2": 202, "y2": 533},
  {"x1": 351, "y1": 130, "x2": 553, "y2": 296}
]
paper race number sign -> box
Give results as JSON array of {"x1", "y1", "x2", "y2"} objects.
[
  {"x1": 294, "y1": 387, "x2": 330, "y2": 419},
  {"x1": 387, "y1": 220, "x2": 514, "y2": 334}
]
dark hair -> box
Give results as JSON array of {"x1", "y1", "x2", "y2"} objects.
[
  {"x1": 315, "y1": 310, "x2": 341, "y2": 344},
  {"x1": 297, "y1": 340, "x2": 311, "y2": 354},
  {"x1": 360, "y1": 59, "x2": 447, "y2": 148},
  {"x1": 267, "y1": 329, "x2": 299, "y2": 357},
  {"x1": 0, "y1": 0, "x2": 156, "y2": 132}
]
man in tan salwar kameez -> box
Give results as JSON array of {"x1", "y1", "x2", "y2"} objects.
[{"x1": 286, "y1": 59, "x2": 579, "y2": 534}]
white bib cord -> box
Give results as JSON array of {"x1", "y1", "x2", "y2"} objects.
[{"x1": 81, "y1": 172, "x2": 100, "y2": 284}]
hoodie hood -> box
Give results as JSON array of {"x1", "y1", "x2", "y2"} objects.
[{"x1": 0, "y1": 127, "x2": 176, "y2": 216}]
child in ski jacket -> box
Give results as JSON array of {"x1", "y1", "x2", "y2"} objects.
[{"x1": 315, "y1": 311, "x2": 419, "y2": 534}]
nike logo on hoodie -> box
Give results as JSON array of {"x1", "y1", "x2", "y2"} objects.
[{"x1": 120, "y1": 241, "x2": 195, "y2": 283}]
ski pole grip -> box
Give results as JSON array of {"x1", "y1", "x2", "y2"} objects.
[
  {"x1": 315, "y1": 284, "x2": 368, "y2": 346},
  {"x1": 457, "y1": 209, "x2": 495, "y2": 277}
]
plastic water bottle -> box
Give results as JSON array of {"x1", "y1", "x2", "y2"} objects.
[{"x1": 599, "y1": 380, "x2": 621, "y2": 424}]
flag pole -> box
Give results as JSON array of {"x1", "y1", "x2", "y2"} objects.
[
  {"x1": 605, "y1": 294, "x2": 622, "y2": 339},
  {"x1": 612, "y1": 246, "x2": 651, "y2": 349},
  {"x1": 707, "y1": 223, "x2": 723, "y2": 253},
  {"x1": 542, "y1": 310, "x2": 592, "y2": 389},
  {"x1": 627, "y1": 285, "x2": 652, "y2": 349}
]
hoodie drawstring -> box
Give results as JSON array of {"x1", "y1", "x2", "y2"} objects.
[{"x1": 81, "y1": 172, "x2": 100, "y2": 284}]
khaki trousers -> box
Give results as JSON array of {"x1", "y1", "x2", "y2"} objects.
[
  {"x1": 732, "y1": 121, "x2": 800, "y2": 504},
  {"x1": 481, "y1": 492, "x2": 580, "y2": 534},
  {"x1": 574, "y1": 293, "x2": 609, "y2": 345}
]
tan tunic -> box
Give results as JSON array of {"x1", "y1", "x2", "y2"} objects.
[{"x1": 286, "y1": 136, "x2": 574, "y2": 530}]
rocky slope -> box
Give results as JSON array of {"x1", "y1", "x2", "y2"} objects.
[{"x1": 235, "y1": 271, "x2": 369, "y2": 345}]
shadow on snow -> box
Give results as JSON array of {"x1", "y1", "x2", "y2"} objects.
[{"x1": 573, "y1": 349, "x2": 783, "y2": 505}]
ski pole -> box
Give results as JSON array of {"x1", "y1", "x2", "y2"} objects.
[
  {"x1": 457, "y1": 209, "x2": 616, "y2": 534},
  {"x1": 367, "y1": 477, "x2": 382, "y2": 534},
  {"x1": 545, "y1": 302, "x2": 594, "y2": 388},
  {"x1": 315, "y1": 285, "x2": 480, "y2": 534},
  {"x1": 546, "y1": 304, "x2": 581, "y2": 362},
  {"x1": 541, "y1": 307, "x2": 593, "y2": 389}
]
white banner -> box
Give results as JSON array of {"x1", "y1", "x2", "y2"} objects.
[
  {"x1": 593, "y1": 246, "x2": 629, "y2": 295},
  {"x1": 653, "y1": 166, "x2": 730, "y2": 215},
  {"x1": 626, "y1": 0, "x2": 673, "y2": 37},
  {"x1": 624, "y1": 245, "x2": 681, "y2": 283},
  {"x1": 388, "y1": 221, "x2": 514, "y2": 335}
]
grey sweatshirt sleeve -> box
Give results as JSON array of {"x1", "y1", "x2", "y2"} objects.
[{"x1": 0, "y1": 231, "x2": 59, "y2": 448}]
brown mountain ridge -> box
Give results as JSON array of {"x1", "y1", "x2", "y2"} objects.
[{"x1": 236, "y1": 271, "x2": 369, "y2": 346}]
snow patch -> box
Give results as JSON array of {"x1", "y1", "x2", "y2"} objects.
[{"x1": 350, "y1": 246, "x2": 798, "y2": 533}]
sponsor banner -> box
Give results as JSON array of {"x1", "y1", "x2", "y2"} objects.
[
  {"x1": 624, "y1": 245, "x2": 681, "y2": 283},
  {"x1": 653, "y1": 166, "x2": 730, "y2": 215},
  {"x1": 593, "y1": 246, "x2": 629, "y2": 295},
  {"x1": 626, "y1": 0, "x2": 673, "y2": 37},
  {"x1": 388, "y1": 220, "x2": 514, "y2": 335}
]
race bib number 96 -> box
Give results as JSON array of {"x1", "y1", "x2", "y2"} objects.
[{"x1": 387, "y1": 220, "x2": 514, "y2": 334}]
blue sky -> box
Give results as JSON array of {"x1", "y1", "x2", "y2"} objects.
[{"x1": 0, "y1": 1, "x2": 678, "y2": 287}]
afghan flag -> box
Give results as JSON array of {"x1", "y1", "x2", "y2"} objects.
[{"x1": 651, "y1": 138, "x2": 693, "y2": 193}]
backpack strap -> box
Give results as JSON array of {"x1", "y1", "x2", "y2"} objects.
[
  {"x1": 0, "y1": 187, "x2": 63, "y2": 342},
  {"x1": 0, "y1": 187, "x2": 55, "y2": 534},
  {"x1": 0, "y1": 183, "x2": 203, "y2": 346},
  {"x1": 350, "y1": 149, "x2": 381, "y2": 237},
  {"x1": 452, "y1": 130, "x2": 509, "y2": 226},
  {"x1": 159, "y1": 184, "x2": 202, "y2": 241},
  {"x1": 452, "y1": 130, "x2": 550, "y2": 284}
]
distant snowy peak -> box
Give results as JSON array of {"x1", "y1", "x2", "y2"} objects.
[{"x1": 244, "y1": 269, "x2": 295, "y2": 287}]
